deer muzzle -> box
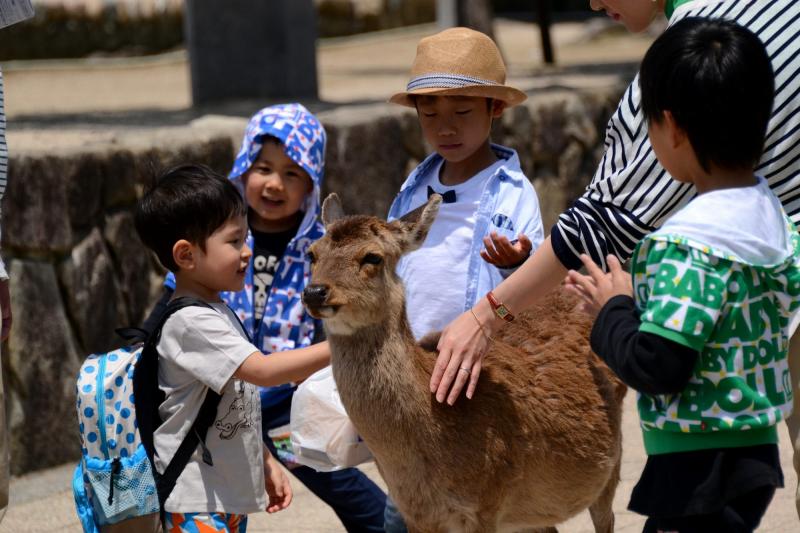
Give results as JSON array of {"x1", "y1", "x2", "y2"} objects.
[{"x1": 302, "y1": 284, "x2": 337, "y2": 317}]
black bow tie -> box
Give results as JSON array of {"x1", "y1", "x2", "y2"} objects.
[{"x1": 427, "y1": 185, "x2": 456, "y2": 204}]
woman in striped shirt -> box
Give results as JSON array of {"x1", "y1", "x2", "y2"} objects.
[{"x1": 433, "y1": 0, "x2": 800, "y2": 517}]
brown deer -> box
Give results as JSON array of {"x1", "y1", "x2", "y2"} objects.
[{"x1": 302, "y1": 193, "x2": 626, "y2": 533}]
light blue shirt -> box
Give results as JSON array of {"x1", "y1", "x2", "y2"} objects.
[{"x1": 388, "y1": 144, "x2": 544, "y2": 319}]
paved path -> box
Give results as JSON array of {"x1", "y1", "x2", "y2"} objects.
[
  {"x1": 2, "y1": 393, "x2": 797, "y2": 532},
  {"x1": 2, "y1": 18, "x2": 654, "y2": 118}
]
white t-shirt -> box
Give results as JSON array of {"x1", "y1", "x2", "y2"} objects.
[
  {"x1": 154, "y1": 302, "x2": 265, "y2": 514},
  {"x1": 397, "y1": 159, "x2": 503, "y2": 340}
]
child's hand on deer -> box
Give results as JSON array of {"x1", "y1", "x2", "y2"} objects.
[
  {"x1": 481, "y1": 232, "x2": 532, "y2": 268},
  {"x1": 264, "y1": 448, "x2": 293, "y2": 513},
  {"x1": 564, "y1": 254, "x2": 632, "y2": 317}
]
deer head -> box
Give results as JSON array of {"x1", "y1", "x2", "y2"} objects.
[{"x1": 302, "y1": 193, "x2": 441, "y2": 335}]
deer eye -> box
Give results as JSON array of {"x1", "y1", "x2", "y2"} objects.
[
  {"x1": 360, "y1": 253, "x2": 383, "y2": 266},
  {"x1": 307, "y1": 251, "x2": 317, "y2": 264}
]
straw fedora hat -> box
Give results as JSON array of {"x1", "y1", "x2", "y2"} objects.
[{"x1": 390, "y1": 27, "x2": 527, "y2": 107}]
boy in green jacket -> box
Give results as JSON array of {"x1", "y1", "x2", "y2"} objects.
[{"x1": 566, "y1": 17, "x2": 800, "y2": 532}]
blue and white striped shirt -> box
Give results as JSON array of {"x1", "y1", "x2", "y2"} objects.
[{"x1": 553, "y1": 0, "x2": 800, "y2": 271}]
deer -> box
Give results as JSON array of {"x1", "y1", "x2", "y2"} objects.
[{"x1": 302, "y1": 193, "x2": 627, "y2": 533}]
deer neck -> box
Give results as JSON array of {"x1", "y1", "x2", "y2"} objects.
[{"x1": 327, "y1": 314, "x2": 429, "y2": 429}]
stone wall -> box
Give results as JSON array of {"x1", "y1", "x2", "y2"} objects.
[{"x1": 2, "y1": 84, "x2": 623, "y2": 474}]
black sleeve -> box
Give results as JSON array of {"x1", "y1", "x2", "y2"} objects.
[
  {"x1": 140, "y1": 287, "x2": 174, "y2": 335},
  {"x1": 590, "y1": 295, "x2": 699, "y2": 395}
]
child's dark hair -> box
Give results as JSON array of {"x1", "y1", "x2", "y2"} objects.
[
  {"x1": 260, "y1": 134, "x2": 282, "y2": 147},
  {"x1": 639, "y1": 17, "x2": 774, "y2": 172},
  {"x1": 134, "y1": 164, "x2": 247, "y2": 271}
]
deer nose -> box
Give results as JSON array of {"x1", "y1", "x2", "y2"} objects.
[{"x1": 303, "y1": 284, "x2": 329, "y2": 308}]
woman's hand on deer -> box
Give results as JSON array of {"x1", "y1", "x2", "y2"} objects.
[
  {"x1": 564, "y1": 254, "x2": 632, "y2": 317},
  {"x1": 481, "y1": 232, "x2": 532, "y2": 268},
  {"x1": 431, "y1": 301, "x2": 494, "y2": 405}
]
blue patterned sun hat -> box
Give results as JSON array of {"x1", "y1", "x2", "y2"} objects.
[{"x1": 230, "y1": 103, "x2": 327, "y2": 188}]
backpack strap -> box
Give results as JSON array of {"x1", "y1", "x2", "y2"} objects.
[
  {"x1": 132, "y1": 296, "x2": 224, "y2": 519},
  {"x1": 155, "y1": 382, "x2": 221, "y2": 513},
  {"x1": 114, "y1": 326, "x2": 149, "y2": 344}
]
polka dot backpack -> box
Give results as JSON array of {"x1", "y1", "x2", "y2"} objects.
[{"x1": 72, "y1": 297, "x2": 221, "y2": 532}]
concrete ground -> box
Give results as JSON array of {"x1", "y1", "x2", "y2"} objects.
[{"x1": 1, "y1": 16, "x2": 798, "y2": 532}]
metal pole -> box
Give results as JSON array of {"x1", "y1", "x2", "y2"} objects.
[
  {"x1": 437, "y1": 0, "x2": 457, "y2": 29},
  {"x1": 537, "y1": 0, "x2": 555, "y2": 65}
]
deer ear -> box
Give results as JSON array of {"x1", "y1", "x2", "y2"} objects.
[
  {"x1": 321, "y1": 193, "x2": 345, "y2": 227},
  {"x1": 396, "y1": 193, "x2": 441, "y2": 253}
]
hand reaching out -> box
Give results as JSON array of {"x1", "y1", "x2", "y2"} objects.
[
  {"x1": 481, "y1": 232, "x2": 532, "y2": 268},
  {"x1": 564, "y1": 254, "x2": 632, "y2": 317}
]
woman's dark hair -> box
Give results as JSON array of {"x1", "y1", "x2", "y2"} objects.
[
  {"x1": 639, "y1": 17, "x2": 774, "y2": 172},
  {"x1": 134, "y1": 164, "x2": 247, "y2": 271}
]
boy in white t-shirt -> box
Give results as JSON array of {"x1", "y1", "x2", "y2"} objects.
[
  {"x1": 383, "y1": 27, "x2": 544, "y2": 531},
  {"x1": 388, "y1": 27, "x2": 544, "y2": 391},
  {"x1": 134, "y1": 164, "x2": 330, "y2": 532}
]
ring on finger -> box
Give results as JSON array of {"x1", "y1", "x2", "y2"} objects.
[{"x1": 458, "y1": 367, "x2": 470, "y2": 374}]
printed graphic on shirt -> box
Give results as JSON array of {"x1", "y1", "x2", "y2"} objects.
[
  {"x1": 632, "y1": 231, "x2": 800, "y2": 437},
  {"x1": 252, "y1": 250, "x2": 279, "y2": 322},
  {"x1": 214, "y1": 381, "x2": 254, "y2": 440}
]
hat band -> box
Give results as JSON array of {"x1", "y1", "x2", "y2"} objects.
[{"x1": 406, "y1": 73, "x2": 499, "y2": 91}]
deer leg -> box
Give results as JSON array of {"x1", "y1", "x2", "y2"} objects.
[{"x1": 588, "y1": 454, "x2": 621, "y2": 533}]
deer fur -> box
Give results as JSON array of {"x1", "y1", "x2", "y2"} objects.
[{"x1": 303, "y1": 194, "x2": 626, "y2": 533}]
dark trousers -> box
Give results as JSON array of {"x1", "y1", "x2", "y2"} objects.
[
  {"x1": 261, "y1": 394, "x2": 387, "y2": 533},
  {"x1": 642, "y1": 485, "x2": 775, "y2": 533}
]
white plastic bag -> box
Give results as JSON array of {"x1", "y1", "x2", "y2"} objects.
[{"x1": 290, "y1": 366, "x2": 373, "y2": 472}]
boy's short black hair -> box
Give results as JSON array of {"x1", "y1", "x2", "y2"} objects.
[
  {"x1": 639, "y1": 17, "x2": 774, "y2": 172},
  {"x1": 134, "y1": 164, "x2": 247, "y2": 272}
]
